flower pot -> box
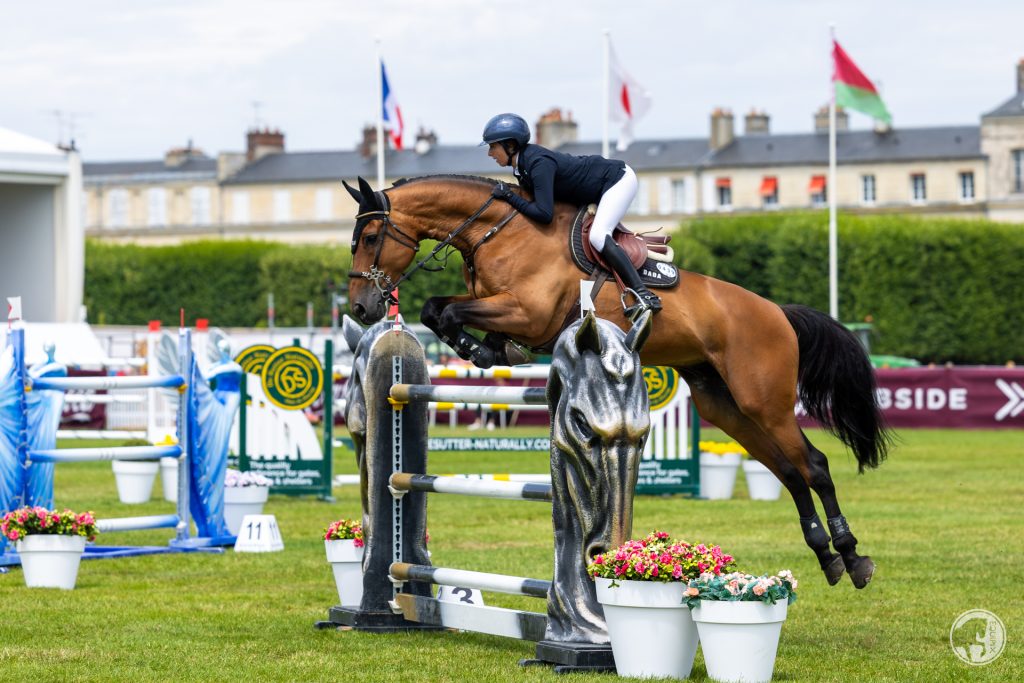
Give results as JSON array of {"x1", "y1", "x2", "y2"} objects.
[
  {"x1": 16, "y1": 535, "x2": 87, "y2": 590},
  {"x1": 112, "y1": 460, "x2": 159, "y2": 504},
  {"x1": 595, "y1": 577, "x2": 699, "y2": 679},
  {"x1": 742, "y1": 459, "x2": 783, "y2": 501},
  {"x1": 223, "y1": 486, "x2": 269, "y2": 535},
  {"x1": 325, "y1": 539, "x2": 364, "y2": 607},
  {"x1": 691, "y1": 600, "x2": 788, "y2": 683},
  {"x1": 160, "y1": 457, "x2": 179, "y2": 502},
  {"x1": 700, "y1": 451, "x2": 741, "y2": 500}
]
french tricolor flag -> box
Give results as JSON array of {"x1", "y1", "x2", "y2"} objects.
[{"x1": 381, "y1": 62, "x2": 404, "y2": 150}]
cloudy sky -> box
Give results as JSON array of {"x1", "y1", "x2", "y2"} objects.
[{"x1": 2, "y1": 1, "x2": 1021, "y2": 161}]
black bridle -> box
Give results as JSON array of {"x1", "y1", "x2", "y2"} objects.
[{"x1": 348, "y1": 190, "x2": 517, "y2": 305}]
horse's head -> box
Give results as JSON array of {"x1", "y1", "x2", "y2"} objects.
[
  {"x1": 547, "y1": 312, "x2": 652, "y2": 550},
  {"x1": 343, "y1": 177, "x2": 421, "y2": 324}
]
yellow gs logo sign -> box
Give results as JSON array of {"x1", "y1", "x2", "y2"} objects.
[
  {"x1": 642, "y1": 366, "x2": 679, "y2": 410},
  {"x1": 261, "y1": 347, "x2": 324, "y2": 410}
]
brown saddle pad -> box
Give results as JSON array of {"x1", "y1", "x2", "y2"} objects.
[{"x1": 569, "y1": 206, "x2": 679, "y2": 289}]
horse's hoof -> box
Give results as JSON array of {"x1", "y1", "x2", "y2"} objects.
[
  {"x1": 503, "y1": 341, "x2": 532, "y2": 366},
  {"x1": 824, "y1": 554, "x2": 845, "y2": 586},
  {"x1": 849, "y1": 556, "x2": 876, "y2": 589}
]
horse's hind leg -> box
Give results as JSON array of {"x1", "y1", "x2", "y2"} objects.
[
  {"x1": 680, "y1": 366, "x2": 845, "y2": 585},
  {"x1": 801, "y1": 432, "x2": 876, "y2": 588}
]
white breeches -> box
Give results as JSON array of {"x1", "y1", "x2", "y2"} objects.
[{"x1": 589, "y1": 165, "x2": 638, "y2": 252}]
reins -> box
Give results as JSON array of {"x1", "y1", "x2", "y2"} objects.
[{"x1": 349, "y1": 191, "x2": 518, "y2": 305}]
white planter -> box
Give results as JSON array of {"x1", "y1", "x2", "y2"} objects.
[
  {"x1": 16, "y1": 535, "x2": 87, "y2": 590},
  {"x1": 595, "y1": 577, "x2": 699, "y2": 679},
  {"x1": 223, "y1": 486, "x2": 269, "y2": 535},
  {"x1": 700, "y1": 452, "x2": 742, "y2": 500},
  {"x1": 160, "y1": 457, "x2": 180, "y2": 502},
  {"x1": 325, "y1": 539, "x2": 364, "y2": 607},
  {"x1": 112, "y1": 460, "x2": 159, "y2": 504},
  {"x1": 691, "y1": 600, "x2": 788, "y2": 683},
  {"x1": 743, "y1": 459, "x2": 783, "y2": 501}
]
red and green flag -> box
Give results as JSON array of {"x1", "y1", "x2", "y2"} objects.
[{"x1": 832, "y1": 40, "x2": 891, "y2": 125}]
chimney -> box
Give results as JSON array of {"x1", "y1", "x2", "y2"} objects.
[
  {"x1": 246, "y1": 128, "x2": 285, "y2": 163},
  {"x1": 1018, "y1": 58, "x2": 1024, "y2": 93},
  {"x1": 165, "y1": 139, "x2": 204, "y2": 167},
  {"x1": 359, "y1": 124, "x2": 378, "y2": 159},
  {"x1": 535, "y1": 108, "x2": 578, "y2": 149},
  {"x1": 814, "y1": 105, "x2": 849, "y2": 133},
  {"x1": 709, "y1": 108, "x2": 734, "y2": 151},
  {"x1": 414, "y1": 127, "x2": 438, "y2": 155},
  {"x1": 744, "y1": 109, "x2": 770, "y2": 135}
]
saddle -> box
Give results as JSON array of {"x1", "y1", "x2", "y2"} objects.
[{"x1": 569, "y1": 205, "x2": 680, "y2": 289}]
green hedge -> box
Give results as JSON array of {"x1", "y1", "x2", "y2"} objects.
[
  {"x1": 675, "y1": 212, "x2": 1024, "y2": 364},
  {"x1": 85, "y1": 239, "x2": 470, "y2": 327}
]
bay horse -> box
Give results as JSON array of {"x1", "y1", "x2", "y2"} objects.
[{"x1": 343, "y1": 174, "x2": 891, "y2": 589}]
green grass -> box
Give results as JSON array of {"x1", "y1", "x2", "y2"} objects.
[{"x1": 1, "y1": 428, "x2": 1021, "y2": 682}]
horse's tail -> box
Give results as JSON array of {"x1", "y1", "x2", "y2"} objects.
[{"x1": 781, "y1": 304, "x2": 892, "y2": 472}]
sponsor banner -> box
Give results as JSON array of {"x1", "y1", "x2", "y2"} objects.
[
  {"x1": 427, "y1": 437, "x2": 550, "y2": 452},
  {"x1": 60, "y1": 368, "x2": 106, "y2": 430},
  {"x1": 635, "y1": 459, "x2": 697, "y2": 495},
  {"x1": 797, "y1": 366, "x2": 1024, "y2": 429}
]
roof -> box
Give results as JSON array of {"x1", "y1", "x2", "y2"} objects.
[
  {"x1": 85, "y1": 124, "x2": 987, "y2": 186},
  {"x1": 0, "y1": 126, "x2": 61, "y2": 156},
  {"x1": 84, "y1": 156, "x2": 217, "y2": 183},
  {"x1": 708, "y1": 126, "x2": 982, "y2": 168},
  {"x1": 222, "y1": 145, "x2": 502, "y2": 185},
  {"x1": 982, "y1": 91, "x2": 1024, "y2": 119}
]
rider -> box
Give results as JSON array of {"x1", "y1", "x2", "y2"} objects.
[{"x1": 481, "y1": 113, "x2": 662, "y2": 314}]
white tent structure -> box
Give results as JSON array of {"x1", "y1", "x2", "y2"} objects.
[{"x1": 0, "y1": 126, "x2": 83, "y2": 322}]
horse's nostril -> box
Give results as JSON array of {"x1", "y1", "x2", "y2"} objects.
[{"x1": 353, "y1": 303, "x2": 366, "y2": 320}]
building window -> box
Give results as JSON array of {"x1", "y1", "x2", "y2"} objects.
[
  {"x1": 190, "y1": 187, "x2": 211, "y2": 225},
  {"x1": 959, "y1": 172, "x2": 975, "y2": 203},
  {"x1": 861, "y1": 175, "x2": 876, "y2": 205},
  {"x1": 808, "y1": 175, "x2": 827, "y2": 207},
  {"x1": 910, "y1": 173, "x2": 927, "y2": 204},
  {"x1": 315, "y1": 188, "x2": 333, "y2": 221},
  {"x1": 1013, "y1": 149, "x2": 1024, "y2": 193},
  {"x1": 760, "y1": 176, "x2": 778, "y2": 208},
  {"x1": 108, "y1": 188, "x2": 129, "y2": 228},
  {"x1": 147, "y1": 188, "x2": 167, "y2": 227},
  {"x1": 672, "y1": 179, "x2": 687, "y2": 212},
  {"x1": 716, "y1": 177, "x2": 732, "y2": 209},
  {"x1": 273, "y1": 190, "x2": 291, "y2": 223},
  {"x1": 232, "y1": 191, "x2": 250, "y2": 224}
]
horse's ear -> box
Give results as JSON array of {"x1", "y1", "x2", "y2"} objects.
[
  {"x1": 342, "y1": 180, "x2": 362, "y2": 204},
  {"x1": 624, "y1": 310, "x2": 653, "y2": 353},
  {"x1": 341, "y1": 315, "x2": 364, "y2": 353},
  {"x1": 357, "y1": 177, "x2": 377, "y2": 208},
  {"x1": 574, "y1": 311, "x2": 603, "y2": 355}
]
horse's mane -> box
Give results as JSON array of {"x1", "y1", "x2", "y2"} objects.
[{"x1": 390, "y1": 174, "x2": 500, "y2": 190}]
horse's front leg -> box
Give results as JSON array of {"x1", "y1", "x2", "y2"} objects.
[{"x1": 422, "y1": 293, "x2": 537, "y2": 369}]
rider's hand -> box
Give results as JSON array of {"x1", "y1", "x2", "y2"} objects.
[{"x1": 491, "y1": 182, "x2": 513, "y2": 201}]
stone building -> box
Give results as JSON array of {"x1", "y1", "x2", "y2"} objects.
[{"x1": 83, "y1": 60, "x2": 1024, "y2": 245}]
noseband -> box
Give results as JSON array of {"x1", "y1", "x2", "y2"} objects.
[{"x1": 349, "y1": 190, "x2": 515, "y2": 306}]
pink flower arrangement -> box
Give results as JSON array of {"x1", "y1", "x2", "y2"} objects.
[
  {"x1": 587, "y1": 531, "x2": 736, "y2": 583},
  {"x1": 323, "y1": 518, "x2": 364, "y2": 547},
  {"x1": 1, "y1": 506, "x2": 99, "y2": 542},
  {"x1": 683, "y1": 570, "x2": 798, "y2": 606}
]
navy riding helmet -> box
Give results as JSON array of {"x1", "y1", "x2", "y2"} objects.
[{"x1": 481, "y1": 113, "x2": 531, "y2": 146}]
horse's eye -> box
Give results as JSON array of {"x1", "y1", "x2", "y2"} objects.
[
  {"x1": 364, "y1": 233, "x2": 378, "y2": 246},
  {"x1": 571, "y1": 408, "x2": 594, "y2": 441}
]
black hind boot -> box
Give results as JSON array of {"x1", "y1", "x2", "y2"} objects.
[{"x1": 600, "y1": 236, "x2": 662, "y2": 314}]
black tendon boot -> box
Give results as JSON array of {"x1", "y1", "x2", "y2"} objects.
[{"x1": 600, "y1": 235, "x2": 662, "y2": 314}]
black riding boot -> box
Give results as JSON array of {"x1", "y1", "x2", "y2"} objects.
[{"x1": 600, "y1": 236, "x2": 662, "y2": 313}]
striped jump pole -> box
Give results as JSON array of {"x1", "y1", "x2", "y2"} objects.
[
  {"x1": 390, "y1": 384, "x2": 548, "y2": 406},
  {"x1": 96, "y1": 514, "x2": 181, "y2": 533},
  {"x1": 30, "y1": 374, "x2": 186, "y2": 391},
  {"x1": 27, "y1": 445, "x2": 183, "y2": 463},
  {"x1": 391, "y1": 562, "x2": 551, "y2": 598},
  {"x1": 389, "y1": 473, "x2": 552, "y2": 502},
  {"x1": 429, "y1": 365, "x2": 551, "y2": 380},
  {"x1": 55, "y1": 430, "x2": 148, "y2": 441}
]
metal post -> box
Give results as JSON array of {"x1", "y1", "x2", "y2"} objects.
[
  {"x1": 175, "y1": 327, "x2": 192, "y2": 541},
  {"x1": 321, "y1": 339, "x2": 335, "y2": 501}
]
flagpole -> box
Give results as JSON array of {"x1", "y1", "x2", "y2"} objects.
[
  {"x1": 828, "y1": 24, "x2": 839, "y2": 320},
  {"x1": 375, "y1": 38, "x2": 385, "y2": 190},
  {"x1": 602, "y1": 29, "x2": 610, "y2": 158}
]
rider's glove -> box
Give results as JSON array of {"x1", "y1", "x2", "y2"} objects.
[{"x1": 491, "y1": 182, "x2": 514, "y2": 201}]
